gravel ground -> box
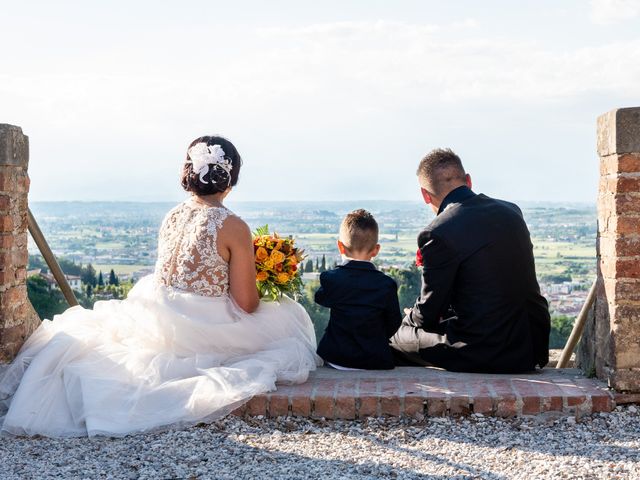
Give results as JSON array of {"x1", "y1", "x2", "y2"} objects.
[{"x1": 1, "y1": 406, "x2": 638, "y2": 480}]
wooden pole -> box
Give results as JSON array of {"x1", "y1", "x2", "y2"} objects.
[
  {"x1": 556, "y1": 279, "x2": 597, "y2": 369},
  {"x1": 27, "y1": 208, "x2": 79, "y2": 307}
]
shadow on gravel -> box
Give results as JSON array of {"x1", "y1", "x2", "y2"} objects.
[
  {"x1": 192, "y1": 436, "x2": 505, "y2": 480},
  {"x1": 359, "y1": 415, "x2": 639, "y2": 465},
  {"x1": 0, "y1": 432, "x2": 504, "y2": 480}
]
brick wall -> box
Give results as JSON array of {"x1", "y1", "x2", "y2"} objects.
[
  {"x1": 0, "y1": 124, "x2": 40, "y2": 363},
  {"x1": 581, "y1": 107, "x2": 640, "y2": 392}
]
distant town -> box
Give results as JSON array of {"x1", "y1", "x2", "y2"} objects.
[{"x1": 28, "y1": 200, "x2": 596, "y2": 318}]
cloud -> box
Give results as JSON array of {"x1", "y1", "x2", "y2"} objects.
[
  {"x1": 258, "y1": 18, "x2": 478, "y2": 38},
  {"x1": 2, "y1": 14, "x2": 638, "y2": 202},
  {"x1": 4, "y1": 18, "x2": 639, "y2": 130},
  {"x1": 590, "y1": 0, "x2": 640, "y2": 24},
  {"x1": 251, "y1": 20, "x2": 640, "y2": 105}
]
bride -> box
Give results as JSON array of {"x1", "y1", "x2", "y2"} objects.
[{"x1": 0, "y1": 135, "x2": 320, "y2": 437}]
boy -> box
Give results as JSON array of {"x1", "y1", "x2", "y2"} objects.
[{"x1": 315, "y1": 209, "x2": 402, "y2": 370}]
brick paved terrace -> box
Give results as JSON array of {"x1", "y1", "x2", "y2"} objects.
[
  {"x1": 235, "y1": 366, "x2": 634, "y2": 420},
  {"x1": 0, "y1": 364, "x2": 631, "y2": 421}
]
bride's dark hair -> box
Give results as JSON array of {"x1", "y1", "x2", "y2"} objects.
[{"x1": 181, "y1": 135, "x2": 242, "y2": 195}]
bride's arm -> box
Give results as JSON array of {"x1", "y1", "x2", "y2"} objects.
[{"x1": 221, "y1": 216, "x2": 260, "y2": 313}]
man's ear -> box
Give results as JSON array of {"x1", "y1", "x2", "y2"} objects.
[
  {"x1": 370, "y1": 244, "x2": 381, "y2": 258},
  {"x1": 337, "y1": 240, "x2": 346, "y2": 255},
  {"x1": 420, "y1": 187, "x2": 433, "y2": 205},
  {"x1": 465, "y1": 173, "x2": 472, "y2": 189}
]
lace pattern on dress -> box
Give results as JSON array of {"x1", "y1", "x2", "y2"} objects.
[{"x1": 154, "y1": 199, "x2": 232, "y2": 297}]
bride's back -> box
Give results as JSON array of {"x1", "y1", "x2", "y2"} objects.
[
  {"x1": 153, "y1": 135, "x2": 259, "y2": 312},
  {"x1": 154, "y1": 198, "x2": 232, "y2": 297}
]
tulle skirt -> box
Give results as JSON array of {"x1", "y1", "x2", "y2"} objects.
[{"x1": 0, "y1": 276, "x2": 320, "y2": 437}]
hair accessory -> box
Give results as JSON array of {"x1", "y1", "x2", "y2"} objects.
[{"x1": 186, "y1": 143, "x2": 233, "y2": 185}]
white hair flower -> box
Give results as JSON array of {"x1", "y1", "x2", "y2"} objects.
[{"x1": 186, "y1": 143, "x2": 232, "y2": 184}]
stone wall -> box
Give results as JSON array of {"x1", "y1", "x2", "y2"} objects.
[
  {"x1": 0, "y1": 124, "x2": 39, "y2": 363},
  {"x1": 578, "y1": 107, "x2": 640, "y2": 392}
]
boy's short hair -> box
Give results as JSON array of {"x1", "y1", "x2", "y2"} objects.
[{"x1": 339, "y1": 209, "x2": 379, "y2": 253}]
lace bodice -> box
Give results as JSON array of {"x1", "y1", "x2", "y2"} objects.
[{"x1": 154, "y1": 198, "x2": 233, "y2": 297}]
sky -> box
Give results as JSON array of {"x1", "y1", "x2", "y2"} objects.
[{"x1": 2, "y1": 0, "x2": 640, "y2": 203}]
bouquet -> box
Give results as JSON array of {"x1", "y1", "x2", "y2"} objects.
[{"x1": 253, "y1": 225, "x2": 305, "y2": 300}]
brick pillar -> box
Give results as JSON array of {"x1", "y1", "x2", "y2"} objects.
[
  {"x1": 0, "y1": 124, "x2": 39, "y2": 363},
  {"x1": 594, "y1": 107, "x2": 640, "y2": 392}
]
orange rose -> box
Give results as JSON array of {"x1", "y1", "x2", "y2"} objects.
[
  {"x1": 256, "y1": 271, "x2": 269, "y2": 282},
  {"x1": 255, "y1": 247, "x2": 268, "y2": 262},
  {"x1": 270, "y1": 250, "x2": 285, "y2": 264},
  {"x1": 276, "y1": 272, "x2": 290, "y2": 284},
  {"x1": 264, "y1": 259, "x2": 275, "y2": 270}
]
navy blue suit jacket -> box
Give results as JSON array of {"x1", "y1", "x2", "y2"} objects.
[{"x1": 315, "y1": 261, "x2": 402, "y2": 370}]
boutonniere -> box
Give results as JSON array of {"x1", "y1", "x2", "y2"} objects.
[{"x1": 416, "y1": 248, "x2": 423, "y2": 267}]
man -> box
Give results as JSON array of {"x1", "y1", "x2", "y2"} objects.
[{"x1": 390, "y1": 148, "x2": 550, "y2": 373}]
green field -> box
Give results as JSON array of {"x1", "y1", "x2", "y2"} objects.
[
  {"x1": 532, "y1": 239, "x2": 596, "y2": 281},
  {"x1": 296, "y1": 232, "x2": 596, "y2": 281}
]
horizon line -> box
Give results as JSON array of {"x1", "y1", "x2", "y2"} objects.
[{"x1": 29, "y1": 199, "x2": 598, "y2": 205}]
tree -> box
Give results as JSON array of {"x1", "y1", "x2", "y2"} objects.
[
  {"x1": 108, "y1": 269, "x2": 119, "y2": 286},
  {"x1": 297, "y1": 279, "x2": 330, "y2": 343},
  {"x1": 86, "y1": 283, "x2": 93, "y2": 298},
  {"x1": 320, "y1": 254, "x2": 327, "y2": 272},
  {"x1": 27, "y1": 276, "x2": 67, "y2": 320},
  {"x1": 98, "y1": 271, "x2": 105, "y2": 287},
  {"x1": 386, "y1": 265, "x2": 422, "y2": 310},
  {"x1": 119, "y1": 279, "x2": 135, "y2": 298},
  {"x1": 81, "y1": 263, "x2": 97, "y2": 287},
  {"x1": 58, "y1": 258, "x2": 82, "y2": 276},
  {"x1": 549, "y1": 315, "x2": 575, "y2": 349},
  {"x1": 315, "y1": 258, "x2": 320, "y2": 271},
  {"x1": 107, "y1": 284, "x2": 121, "y2": 300},
  {"x1": 304, "y1": 259, "x2": 314, "y2": 273},
  {"x1": 28, "y1": 254, "x2": 48, "y2": 272},
  {"x1": 541, "y1": 273, "x2": 572, "y2": 284}
]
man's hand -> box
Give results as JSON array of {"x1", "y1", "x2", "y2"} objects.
[{"x1": 406, "y1": 307, "x2": 446, "y2": 320}]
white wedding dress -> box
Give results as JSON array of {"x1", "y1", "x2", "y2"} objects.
[{"x1": 0, "y1": 199, "x2": 320, "y2": 437}]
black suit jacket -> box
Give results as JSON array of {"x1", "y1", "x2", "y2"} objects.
[
  {"x1": 315, "y1": 261, "x2": 402, "y2": 370},
  {"x1": 408, "y1": 186, "x2": 550, "y2": 373}
]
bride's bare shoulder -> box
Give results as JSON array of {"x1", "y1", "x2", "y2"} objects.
[{"x1": 218, "y1": 213, "x2": 252, "y2": 241}]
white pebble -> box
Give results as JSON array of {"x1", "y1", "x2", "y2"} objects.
[{"x1": 0, "y1": 411, "x2": 638, "y2": 478}]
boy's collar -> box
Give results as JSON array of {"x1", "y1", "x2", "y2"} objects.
[
  {"x1": 342, "y1": 255, "x2": 373, "y2": 265},
  {"x1": 340, "y1": 259, "x2": 377, "y2": 271}
]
